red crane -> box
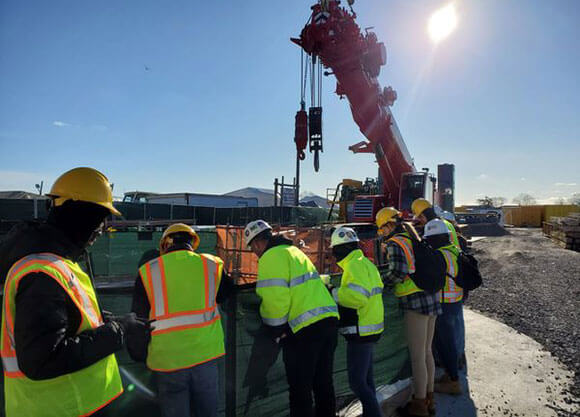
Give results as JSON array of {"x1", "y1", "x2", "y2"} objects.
[{"x1": 292, "y1": 0, "x2": 437, "y2": 221}]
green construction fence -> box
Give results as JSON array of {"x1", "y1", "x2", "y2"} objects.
[{"x1": 0, "y1": 230, "x2": 410, "y2": 417}]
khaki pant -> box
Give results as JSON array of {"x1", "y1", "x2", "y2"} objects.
[{"x1": 404, "y1": 310, "x2": 437, "y2": 399}]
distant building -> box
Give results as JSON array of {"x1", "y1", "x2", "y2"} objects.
[
  {"x1": 122, "y1": 191, "x2": 258, "y2": 208},
  {"x1": 0, "y1": 191, "x2": 48, "y2": 199}
]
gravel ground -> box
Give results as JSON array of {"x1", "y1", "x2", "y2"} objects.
[{"x1": 466, "y1": 228, "x2": 580, "y2": 416}]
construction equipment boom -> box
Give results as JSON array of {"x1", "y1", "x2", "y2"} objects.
[{"x1": 292, "y1": 0, "x2": 439, "y2": 221}]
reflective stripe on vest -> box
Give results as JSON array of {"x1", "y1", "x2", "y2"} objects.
[
  {"x1": 153, "y1": 309, "x2": 219, "y2": 333},
  {"x1": 390, "y1": 236, "x2": 416, "y2": 273},
  {"x1": 339, "y1": 322, "x2": 384, "y2": 335},
  {"x1": 256, "y1": 271, "x2": 321, "y2": 289},
  {"x1": 347, "y1": 283, "x2": 383, "y2": 298},
  {"x1": 441, "y1": 250, "x2": 462, "y2": 303},
  {"x1": 145, "y1": 253, "x2": 220, "y2": 334},
  {"x1": 7, "y1": 253, "x2": 102, "y2": 328},
  {"x1": 288, "y1": 305, "x2": 338, "y2": 329},
  {"x1": 1, "y1": 356, "x2": 22, "y2": 378},
  {"x1": 263, "y1": 315, "x2": 289, "y2": 326}
]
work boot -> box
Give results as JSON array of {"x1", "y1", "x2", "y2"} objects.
[
  {"x1": 397, "y1": 396, "x2": 429, "y2": 417},
  {"x1": 434, "y1": 375, "x2": 462, "y2": 395},
  {"x1": 426, "y1": 392, "x2": 435, "y2": 415}
]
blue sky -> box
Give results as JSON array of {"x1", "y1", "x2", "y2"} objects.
[{"x1": 1, "y1": 0, "x2": 578, "y2": 205}]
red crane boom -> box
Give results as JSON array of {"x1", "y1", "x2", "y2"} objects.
[{"x1": 292, "y1": 1, "x2": 428, "y2": 219}]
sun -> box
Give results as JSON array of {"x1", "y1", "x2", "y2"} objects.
[{"x1": 428, "y1": 3, "x2": 458, "y2": 44}]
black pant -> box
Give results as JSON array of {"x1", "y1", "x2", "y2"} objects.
[{"x1": 282, "y1": 318, "x2": 338, "y2": 417}]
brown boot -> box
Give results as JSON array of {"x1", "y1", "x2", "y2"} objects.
[
  {"x1": 426, "y1": 392, "x2": 435, "y2": 415},
  {"x1": 397, "y1": 396, "x2": 429, "y2": 417},
  {"x1": 434, "y1": 376, "x2": 462, "y2": 395}
]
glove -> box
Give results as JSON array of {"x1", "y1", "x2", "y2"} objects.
[
  {"x1": 113, "y1": 313, "x2": 154, "y2": 336},
  {"x1": 113, "y1": 313, "x2": 154, "y2": 362},
  {"x1": 101, "y1": 310, "x2": 115, "y2": 323}
]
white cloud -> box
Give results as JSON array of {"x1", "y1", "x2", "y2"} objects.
[
  {"x1": 554, "y1": 182, "x2": 577, "y2": 186},
  {"x1": 52, "y1": 120, "x2": 71, "y2": 127},
  {"x1": 520, "y1": 177, "x2": 526, "y2": 181},
  {"x1": 476, "y1": 174, "x2": 488, "y2": 180}
]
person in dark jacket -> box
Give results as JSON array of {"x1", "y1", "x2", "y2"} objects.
[
  {"x1": 328, "y1": 226, "x2": 384, "y2": 417},
  {"x1": 0, "y1": 167, "x2": 150, "y2": 417}
]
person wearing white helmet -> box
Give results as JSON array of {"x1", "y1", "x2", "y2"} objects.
[
  {"x1": 423, "y1": 219, "x2": 463, "y2": 396},
  {"x1": 328, "y1": 227, "x2": 384, "y2": 417},
  {"x1": 440, "y1": 211, "x2": 455, "y2": 223},
  {"x1": 412, "y1": 199, "x2": 460, "y2": 250},
  {"x1": 244, "y1": 220, "x2": 339, "y2": 417}
]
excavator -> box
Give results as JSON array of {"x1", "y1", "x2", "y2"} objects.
[{"x1": 291, "y1": 0, "x2": 451, "y2": 223}]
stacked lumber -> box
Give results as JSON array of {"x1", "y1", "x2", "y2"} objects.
[{"x1": 543, "y1": 213, "x2": 580, "y2": 251}]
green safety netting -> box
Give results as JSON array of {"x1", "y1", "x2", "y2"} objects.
[{"x1": 0, "y1": 231, "x2": 410, "y2": 417}]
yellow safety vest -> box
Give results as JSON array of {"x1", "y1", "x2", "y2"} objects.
[
  {"x1": 257, "y1": 245, "x2": 338, "y2": 333},
  {"x1": 139, "y1": 250, "x2": 225, "y2": 372},
  {"x1": 443, "y1": 219, "x2": 460, "y2": 250},
  {"x1": 439, "y1": 245, "x2": 463, "y2": 303},
  {"x1": 1, "y1": 253, "x2": 123, "y2": 417},
  {"x1": 388, "y1": 234, "x2": 422, "y2": 298},
  {"x1": 335, "y1": 249, "x2": 384, "y2": 337}
]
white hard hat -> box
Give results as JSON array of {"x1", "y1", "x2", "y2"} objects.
[
  {"x1": 330, "y1": 226, "x2": 360, "y2": 248},
  {"x1": 440, "y1": 211, "x2": 456, "y2": 222},
  {"x1": 423, "y1": 219, "x2": 448, "y2": 238},
  {"x1": 433, "y1": 205, "x2": 443, "y2": 217},
  {"x1": 244, "y1": 220, "x2": 272, "y2": 246}
]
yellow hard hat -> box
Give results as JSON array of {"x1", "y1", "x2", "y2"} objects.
[
  {"x1": 160, "y1": 223, "x2": 200, "y2": 251},
  {"x1": 375, "y1": 207, "x2": 401, "y2": 229},
  {"x1": 47, "y1": 167, "x2": 121, "y2": 216},
  {"x1": 411, "y1": 198, "x2": 432, "y2": 217}
]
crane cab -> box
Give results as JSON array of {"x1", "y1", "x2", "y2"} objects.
[{"x1": 399, "y1": 170, "x2": 436, "y2": 214}]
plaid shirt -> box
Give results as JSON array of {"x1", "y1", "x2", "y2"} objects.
[
  {"x1": 380, "y1": 239, "x2": 442, "y2": 316},
  {"x1": 379, "y1": 241, "x2": 408, "y2": 285}
]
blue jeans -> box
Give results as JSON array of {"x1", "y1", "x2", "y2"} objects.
[
  {"x1": 457, "y1": 302, "x2": 465, "y2": 357},
  {"x1": 434, "y1": 302, "x2": 462, "y2": 379},
  {"x1": 346, "y1": 342, "x2": 382, "y2": 417},
  {"x1": 156, "y1": 359, "x2": 219, "y2": 417}
]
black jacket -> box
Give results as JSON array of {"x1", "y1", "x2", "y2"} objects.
[{"x1": 0, "y1": 222, "x2": 125, "y2": 380}]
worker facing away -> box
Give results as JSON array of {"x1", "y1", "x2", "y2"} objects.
[
  {"x1": 328, "y1": 226, "x2": 384, "y2": 417},
  {"x1": 132, "y1": 223, "x2": 235, "y2": 417},
  {"x1": 376, "y1": 207, "x2": 441, "y2": 417},
  {"x1": 245, "y1": 220, "x2": 339, "y2": 417},
  {"x1": 0, "y1": 167, "x2": 151, "y2": 417},
  {"x1": 421, "y1": 220, "x2": 464, "y2": 396},
  {"x1": 411, "y1": 198, "x2": 460, "y2": 250}
]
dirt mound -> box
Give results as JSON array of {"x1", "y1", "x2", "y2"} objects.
[{"x1": 466, "y1": 228, "x2": 580, "y2": 416}]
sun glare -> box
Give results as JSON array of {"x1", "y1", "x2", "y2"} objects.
[{"x1": 428, "y1": 3, "x2": 458, "y2": 44}]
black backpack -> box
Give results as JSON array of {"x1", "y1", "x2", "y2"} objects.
[
  {"x1": 405, "y1": 237, "x2": 447, "y2": 294},
  {"x1": 453, "y1": 252, "x2": 483, "y2": 291}
]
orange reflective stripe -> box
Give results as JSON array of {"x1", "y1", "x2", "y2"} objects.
[
  {"x1": 152, "y1": 308, "x2": 219, "y2": 333},
  {"x1": 10, "y1": 267, "x2": 90, "y2": 332},
  {"x1": 2, "y1": 356, "x2": 23, "y2": 377},
  {"x1": 390, "y1": 237, "x2": 416, "y2": 273},
  {"x1": 8, "y1": 254, "x2": 101, "y2": 328},
  {"x1": 201, "y1": 256, "x2": 210, "y2": 308},
  {"x1": 201, "y1": 255, "x2": 218, "y2": 308},
  {"x1": 147, "y1": 258, "x2": 169, "y2": 318},
  {"x1": 441, "y1": 250, "x2": 462, "y2": 303}
]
